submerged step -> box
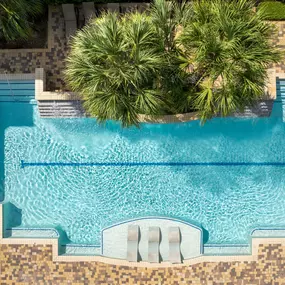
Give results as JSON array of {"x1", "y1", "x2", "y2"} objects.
[
  {"x1": 0, "y1": 96, "x2": 35, "y2": 102},
  {"x1": 204, "y1": 245, "x2": 250, "y2": 255},
  {"x1": 38, "y1": 100, "x2": 85, "y2": 118},
  {"x1": 62, "y1": 244, "x2": 101, "y2": 256},
  {"x1": 0, "y1": 90, "x2": 35, "y2": 96}
]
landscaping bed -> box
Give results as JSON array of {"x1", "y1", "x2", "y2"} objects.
[{"x1": 0, "y1": 11, "x2": 48, "y2": 49}]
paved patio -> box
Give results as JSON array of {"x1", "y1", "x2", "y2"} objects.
[
  {"x1": 0, "y1": 6, "x2": 68, "y2": 91},
  {"x1": 1, "y1": 243, "x2": 285, "y2": 284}
]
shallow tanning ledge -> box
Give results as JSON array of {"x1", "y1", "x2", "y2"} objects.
[{"x1": 102, "y1": 217, "x2": 203, "y2": 262}]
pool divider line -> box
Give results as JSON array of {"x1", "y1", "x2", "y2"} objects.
[
  {"x1": 1, "y1": 203, "x2": 285, "y2": 267},
  {"x1": 20, "y1": 160, "x2": 285, "y2": 168}
]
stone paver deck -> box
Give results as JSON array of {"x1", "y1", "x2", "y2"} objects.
[
  {"x1": 0, "y1": 6, "x2": 67, "y2": 91},
  {"x1": 1, "y1": 243, "x2": 285, "y2": 284}
]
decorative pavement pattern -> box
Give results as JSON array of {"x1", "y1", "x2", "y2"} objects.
[
  {"x1": 1, "y1": 243, "x2": 285, "y2": 284},
  {"x1": 1, "y1": 7, "x2": 285, "y2": 92},
  {"x1": 0, "y1": 6, "x2": 68, "y2": 91}
]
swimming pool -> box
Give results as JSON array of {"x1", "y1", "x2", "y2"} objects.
[{"x1": 1, "y1": 81, "x2": 285, "y2": 246}]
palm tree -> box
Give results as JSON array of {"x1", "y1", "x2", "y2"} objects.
[
  {"x1": 65, "y1": 2, "x2": 187, "y2": 127},
  {"x1": 66, "y1": 0, "x2": 280, "y2": 127},
  {"x1": 178, "y1": 0, "x2": 280, "y2": 122},
  {"x1": 0, "y1": 0, "x2": 42, "y2": 41}
]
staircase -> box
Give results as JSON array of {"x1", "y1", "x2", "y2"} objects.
[
  {"x1": 37, "y1": 100, "x2": 86, "y2": 118},
  {"x1": 276, "y1": 79, "x2": 285, "y2": 120},
  {"x1": 0, "y1": 80, "x2": 35, "y2": 103},
  {"x1": 233, "y1": 100, "x2": 274, "y2": 118}
]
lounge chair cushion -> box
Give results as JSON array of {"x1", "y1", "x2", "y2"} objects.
[
  {"x1": 65, "y1": 21, "x2": 77, "y2": 39},
  {"x1": 127, "y1": 225, "x2": 139, "y2": 262},
  {"x1": 62, "y1": 4, "x2": 77, "y2": 21},
  {"x1": 169, "y1": 227, "x2": 180, "y2": 243},
  {"x1": 148, "y1": 227, "x2": 160, "y2": 263},
  {"x1": 128, "y1": 225, "x2": 139, "y2": 241},
  {"x1": 107, "y1": 3, "x2": 120, "y2": 12},
  {"x1": 83, "y1": 2, "x2": 96, "y2": 21},
  {"x1": 168, "y1": 227, "x2": 181, "y2": 264}
]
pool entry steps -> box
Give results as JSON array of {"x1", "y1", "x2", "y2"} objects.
[
  {"x1": 37, "y1": 100, "x2": 85, "y2": 118},
  {"x1": 36, "y1": 99, "x2": 274, "y2": 119},
  {"x1": 0, "y1": 80, "x2": 35, "y2": 103},
  {"x1": 276, "y1": 78, "x2": 285, "y2": 121}
]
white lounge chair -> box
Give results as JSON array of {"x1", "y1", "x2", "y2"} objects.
[
  {"x1": 168, "y1": 227, "x2": 181, "y2": 263},
  {"x1": 62, "y1": 4, "x2": 77, "y2": 39},
  {"x1": 83, "y1": 2, "x2": 96, "y2": 23},
  {"x1": 127, "y1": 225, "x2": 139, "y2": 262},
  {"x1": 120, "y1": 3, "x2": 138, "y2": 13},
  {"x1": 96, "y1": 3, "x2": 107, "y2": 15},
  {"x1": 107, "y1": 3, "x2": 120, "y2": 12},
  {"x1": 137, "y1": 3, "x2": 150, "y2": 13},
  {"x1": 148, "y1": 227, "x2": 160, "y2": 263}
]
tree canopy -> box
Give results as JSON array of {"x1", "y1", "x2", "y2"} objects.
[{"x1": 65, "y1": 0, "x2": 280, "y2": 127}]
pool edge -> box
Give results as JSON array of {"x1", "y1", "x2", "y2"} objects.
[{"x1": 2, "y1": 204, "x2": 285, "y2": 267}]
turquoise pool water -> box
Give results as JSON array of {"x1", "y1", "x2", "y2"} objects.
[{"x1": 1, "y1": 83, "x2": 285, "y2": 245}]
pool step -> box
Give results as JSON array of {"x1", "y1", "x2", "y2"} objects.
[
  {"x1": 0, "y1": 80, "x2": 35, "y2": 102},
  {"x1": 38, "y1": 100, "x2": 86, "y2": 118},
  {"x1": 0, "y1": 95, "x2": 36, "y2": 102},
  {"x1": 233, "y1": 100, "x2": 273, "y2": 118},
  {"x1": 204, "y1": 244, "x2": 250, "y2": 255},
  {"x1": 38, "y1": 100, "x2": 273, "y2": 118},
  {"x1": 62, "y1": 244, "x2": 101, "y2": 256},
  {"x1": 276, "y1": 79, "x2": 285, "y2": 121}
]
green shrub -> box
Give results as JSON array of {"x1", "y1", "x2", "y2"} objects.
[
  {"x1": 65, "y1": 0, "x2": 280, "y2": 127},
  {"x1": 45, "y1": 0, "x2": 146, "y2": 3},
  {"x1": 45, "y1": 0, "x2": 83, "y2": 4},
  {"x1": 259, "y1": 1, "x2": 285, "y2": 20}
]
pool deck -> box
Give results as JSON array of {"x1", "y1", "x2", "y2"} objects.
[{"x1": 1, "y1": 242, "x2": 285, "y2": 284}]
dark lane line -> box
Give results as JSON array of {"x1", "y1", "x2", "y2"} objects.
[{"x1": 20, "y1": 160, "x2": 285, "y2": 168}]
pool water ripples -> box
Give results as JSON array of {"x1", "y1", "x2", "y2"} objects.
[{"x1": 2, "y1": 102, "x2": 285, "y2": 244}]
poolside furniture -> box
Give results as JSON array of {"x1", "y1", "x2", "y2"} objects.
[
  {"x1": 168, "y1": 227, "x2": 182, "y2": 264},
  {"x1": 148, "y1": 226, "x2": 160, "y2": 263},
  {"x1": 107, "y1": 3, "x2": 120, "y2": 12},
  {"x1": 127, "y1": 225, "x2": 139, "y2": 262},
  {"x1": 137, "y1": 3, "x2": 150, "y2": 13},
  {"x1": 83, "y1": 2, "x2": 96, "y2": 23},
  {"x1": 120, "y1": 3, "x2": 138, "y2": 13},
  {"x1": 62, "y1": 4, "x2": 77, "y2": 39},
  {"x1": 96, "y1": 3, "x2": 107, "y2": 15}
]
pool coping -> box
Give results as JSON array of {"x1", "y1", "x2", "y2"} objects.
[
  {"x1": 0, "y1": 73, "x2": 35, "y2": 81},
  {"x1": 2, "y1": 204, "x2": 285, "y2": 267}
]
